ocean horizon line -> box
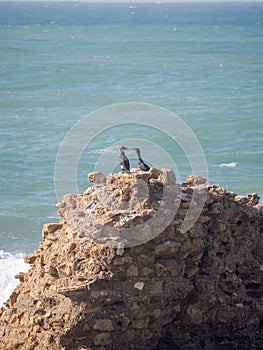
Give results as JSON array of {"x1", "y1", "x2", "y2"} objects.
[{"x1": 1, "y1": 0, "x2": 263, "y2": 3}]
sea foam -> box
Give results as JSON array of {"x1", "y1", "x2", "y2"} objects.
[{"x1": 0, "y1": 250, "x2": 29, "y2": 307}]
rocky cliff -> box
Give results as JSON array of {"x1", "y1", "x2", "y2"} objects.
[{"x1": 0, "y1": 168, "x2": 263, "y2": 350}]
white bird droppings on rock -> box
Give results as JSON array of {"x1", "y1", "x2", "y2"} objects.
[{"x1": 134, "y1": 281, "x2": 144, "y2": 290}]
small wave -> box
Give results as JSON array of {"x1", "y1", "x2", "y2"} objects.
[
  {"x1": 39, "y1": 53, "x2": 56, "y2": 57},
  {"x1": 94, "y1": 55, "x2": 110, "y2": 60},
  {"x1": 0, "y1": 250, "x2": 24, "y2": 259},
  {"x1": 218, "y1": 162, "x2": 238, "y2": 168},
  {"x1": 90, "y1": 146, "x2": 118, "y2": 155},
  {"x1": 0, "y1": 250, "x2": 29, "y2": 307}
]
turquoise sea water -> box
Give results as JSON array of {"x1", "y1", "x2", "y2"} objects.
[{"x1": 0, "y1": 2, "x2": 263, "y2": 304}]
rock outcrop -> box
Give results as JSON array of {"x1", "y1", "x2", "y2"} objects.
[{"x1": 0, "y1": 168, "x2": 263, "y2": 350}]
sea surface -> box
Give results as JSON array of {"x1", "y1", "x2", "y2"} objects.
[{"x1": 0, "y1": 1, "x2": 263, "y2": 305}]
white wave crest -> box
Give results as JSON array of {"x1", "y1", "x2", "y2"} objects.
[
  {"x1": 0, "y1": 250, "x2": 29, "y2": 307},
  {"x1": 218, "y1": 162, "x2": 238, "y2": 168}
]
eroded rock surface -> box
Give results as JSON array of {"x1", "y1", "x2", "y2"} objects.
[{"x1": 0, "y1": 168, "x2": 262, "y2": 350}]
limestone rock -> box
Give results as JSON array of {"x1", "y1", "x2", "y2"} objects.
[
  {"x1": 187, "y1": 175, "x2": 207, "y2": 185},
  {"x1": 88, "y1": 171, "x2": 106, "y2": 184},
  {"x1": 0, "y1": 169, "x2": 262, "y2": 350}
]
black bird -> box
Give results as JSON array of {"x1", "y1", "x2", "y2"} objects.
[
  {"x1": 119, "y1": 146, "x2": 131, "y2": 174},
  {"x1": 132, "y1": 148, "x2": 150, "y2": 171}
]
